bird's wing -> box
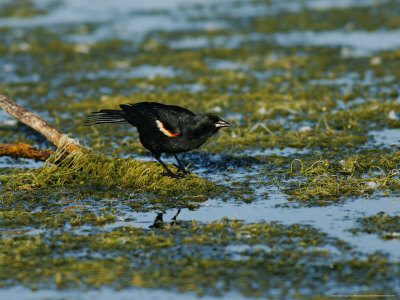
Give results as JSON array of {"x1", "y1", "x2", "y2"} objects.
[{"x1": 120, "y1": 102, "x2": 195, "y2": 137}]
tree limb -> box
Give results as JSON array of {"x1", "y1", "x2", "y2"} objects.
[
  {"x1": 0, "y1": 92, "x2": 79, "y2": 159},
  {"x1": 0, "y1": 142, "x2": 55, "y2": 161}
]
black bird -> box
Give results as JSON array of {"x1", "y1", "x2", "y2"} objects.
[{"x1": 84, "y1": 102, "x2": 231, "y2": 178}]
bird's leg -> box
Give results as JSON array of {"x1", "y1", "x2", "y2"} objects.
[
  {"x1": 152, "y1": 153, "x2": 184, "y2": 178},
  {"x1": 173, "y1": 153, "x2": 189, "y2": 174},
  {"x1": 172, "y1": 208, "x2": 181, "y2": 221},
  {"x1": 150, "y1": 213, "x2": 164, "y2": 228}
]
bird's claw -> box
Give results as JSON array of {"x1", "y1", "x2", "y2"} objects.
[{"x1": 173, "y1": 164, "x2": 190, "y2": 175}]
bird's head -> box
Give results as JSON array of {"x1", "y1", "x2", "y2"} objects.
[{"x1": 195, "y1": 113, "x2": 231, "y2": 136}]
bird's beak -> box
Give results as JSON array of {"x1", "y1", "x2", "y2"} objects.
[{"x1": 215, "y1": 119, "x2": 231, "y2": 128}]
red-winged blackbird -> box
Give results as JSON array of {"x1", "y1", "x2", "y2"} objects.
[{"x1": 84, "y1": 102, "x2": 231, "y2": 178}]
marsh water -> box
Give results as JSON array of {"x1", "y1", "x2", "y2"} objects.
[{"x1": 1, "y1": 0, "x2": 400, "y2": 299}]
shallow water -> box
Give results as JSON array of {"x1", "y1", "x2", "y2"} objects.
[
  {"x1": 0, "y1": 156, "x2": 43, "y2": 169},
  {"x1": 3, "y1": 152, "x2": 400, "y2": 260},
  {"x1": 0, "y1": 0, "x2": 228, "y2": 43},
  {"x1": 169, "y1": 29, "x2": 400, "y2": 57},
  {"x1": 370, "y1": 128, "x2": 400, "y2": 147},
  {"x1": 0, "y1": 286, "x2": 257, "y2": 300},
  {"x1": 273, "y1": 29, "x2": 400, "y2": 57},
  {"x1": 1, "y1": 0, "x2": 400, "y2": 298},
  {"x1": 103, "y1": 188, "x2": 400, "y2": 258}
]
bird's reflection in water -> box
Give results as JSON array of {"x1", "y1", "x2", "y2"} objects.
[{"x1": 150, "y1": 209, "x2": 181, "y2": 229}]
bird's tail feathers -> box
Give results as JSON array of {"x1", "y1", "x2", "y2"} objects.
[{"x1": 83, "y1": 109, "x2": 127, "y2": 125}]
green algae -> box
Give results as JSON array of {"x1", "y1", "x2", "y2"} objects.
[
  {"x1": 187, "y1": 0, "x2": 400, "y2": 32},
  {"x1": 1, "y1": 146, "x2": 222, "y2": 198},
  {"x1": 281, "y1": 150, "x2": 400, "y2": 203},
  {"x1": 0, "y1": 146, "x2": 227, "y2": 228},
  {"x1": 349, "y1": 212, "x2": 400, "y2": 240},
  {"x1": 249, "y1": 2, "x2": 400, "y2": 32},
  {"x1": 0, "y1": 200, "x2": 116, "y2": 229},
  {"x1": 0, "y1": 219, "x2": 398, "y2": 297},
  {"x1": 1, "y1": 0, "x2": 400, "y2": 206},
  {"x1": 0, "y1": 0, "x2": 47, "y2": 18},
  {"x1": 1, "y1": 0, "x2": 400, "y2": 298}
]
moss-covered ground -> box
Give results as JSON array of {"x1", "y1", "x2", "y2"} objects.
[{"x1": 0, "y1": 0, "x2": 400, "y2": 298}]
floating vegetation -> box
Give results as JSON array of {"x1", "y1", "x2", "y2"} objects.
[
  {"x1": 0, "y1": 0, "x2": 47, "y2": 18},
  {"x1": 283, "y1": 150, "x2": 400, "y2": 203},
  {"x1": 0, "y1": 218, "x2": 399, "y2": 297},
  {"x1": 349, "y1": 212, "x2": 400, "y2": 240}
]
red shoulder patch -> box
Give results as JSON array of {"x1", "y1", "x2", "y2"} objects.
[{"x1": 156, "y1": 120, "x2": 180, "y2": 137}]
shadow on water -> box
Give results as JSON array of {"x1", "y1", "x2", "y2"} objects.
[{"x1": 149, "y1": 209, "x2": 181, "y2": 229}]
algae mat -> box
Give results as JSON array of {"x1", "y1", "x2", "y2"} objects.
[{"x1": 1, "y1": 0, "x2": 400, "y2": 299}]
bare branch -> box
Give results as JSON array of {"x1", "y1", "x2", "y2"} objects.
[
  {"x1": 0, "y1": 142, "x2": 55, "y2": 161},
  {"x1": 0, "y1": 93, "x2": 79, "y2": 153}
]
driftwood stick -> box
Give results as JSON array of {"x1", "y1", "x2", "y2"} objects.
[
  {"x1": 0, "y1": 142, "x2": 55, "y2": 161},
  {"x1": 0, "y1": 92, "x2": 79, "y2": 154}
]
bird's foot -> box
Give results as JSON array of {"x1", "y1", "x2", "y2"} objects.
[
  {"x1": 174, "y1": 164, "x2": 190, "y2": 175},
  {"x1": 181, "y1": 169, "x2": 190, "y2": 175},
  {"x1": 161, "y1": 172, "x2": 185, "y2": 178}
]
